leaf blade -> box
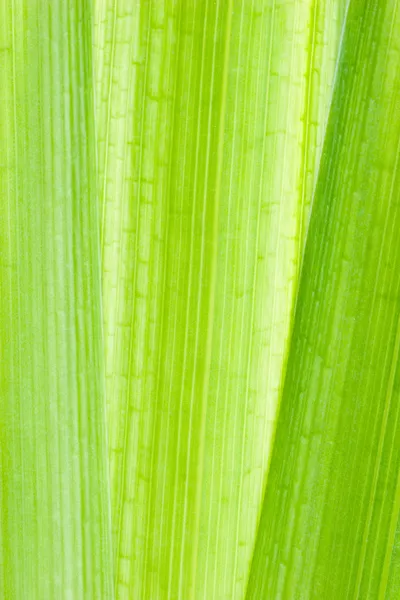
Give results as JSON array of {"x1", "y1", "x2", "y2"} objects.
[
  {"x1": 94, "y1": 0, "x2": 345, "y2": 597},
  {"x1": 0, "y1": 1, "x2": 113, "y2": 597},
  {"x1": 247, "y1": 0, "x2": 400, "y2": 597}
]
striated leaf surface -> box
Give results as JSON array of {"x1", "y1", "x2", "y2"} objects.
[
  {"x1": 247, "y1": 0, "x2": 400, "y2": 597},
  {"x1": 0, "y1": 1, "x2": 113, "y2": 597},
  {"x1": 94, "y1": 0, "x2": 345, "y2": 597}
]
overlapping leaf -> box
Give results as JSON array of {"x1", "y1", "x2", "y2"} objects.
[{"x1": 247, "y1": 0, "x2": 400, "y2": 597}]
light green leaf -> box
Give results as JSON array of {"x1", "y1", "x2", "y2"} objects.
[
  {"x1": 246, "y1": 0, "x2": 400, "y2": 597},
  {"x1": 94, "y1": 1, "x2": 344, "y2": 597},
  {"x1": 0, "y1": 1, "x2": 113, "y2": 597}
]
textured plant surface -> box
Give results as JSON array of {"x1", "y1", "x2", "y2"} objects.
[{"x1": 1, "y1": 0, "x2": 400, "y2": 599}]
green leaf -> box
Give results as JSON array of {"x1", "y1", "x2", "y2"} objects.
[
  {"x1": 0, "y1": 1, "x2": 113, "y2": 597},
  {"x1": 94, "y1": 1, "x2": 344, "y2": 597},
  {"x1": 246, "y1": 0, "x2": 400, "y2": 597}
]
